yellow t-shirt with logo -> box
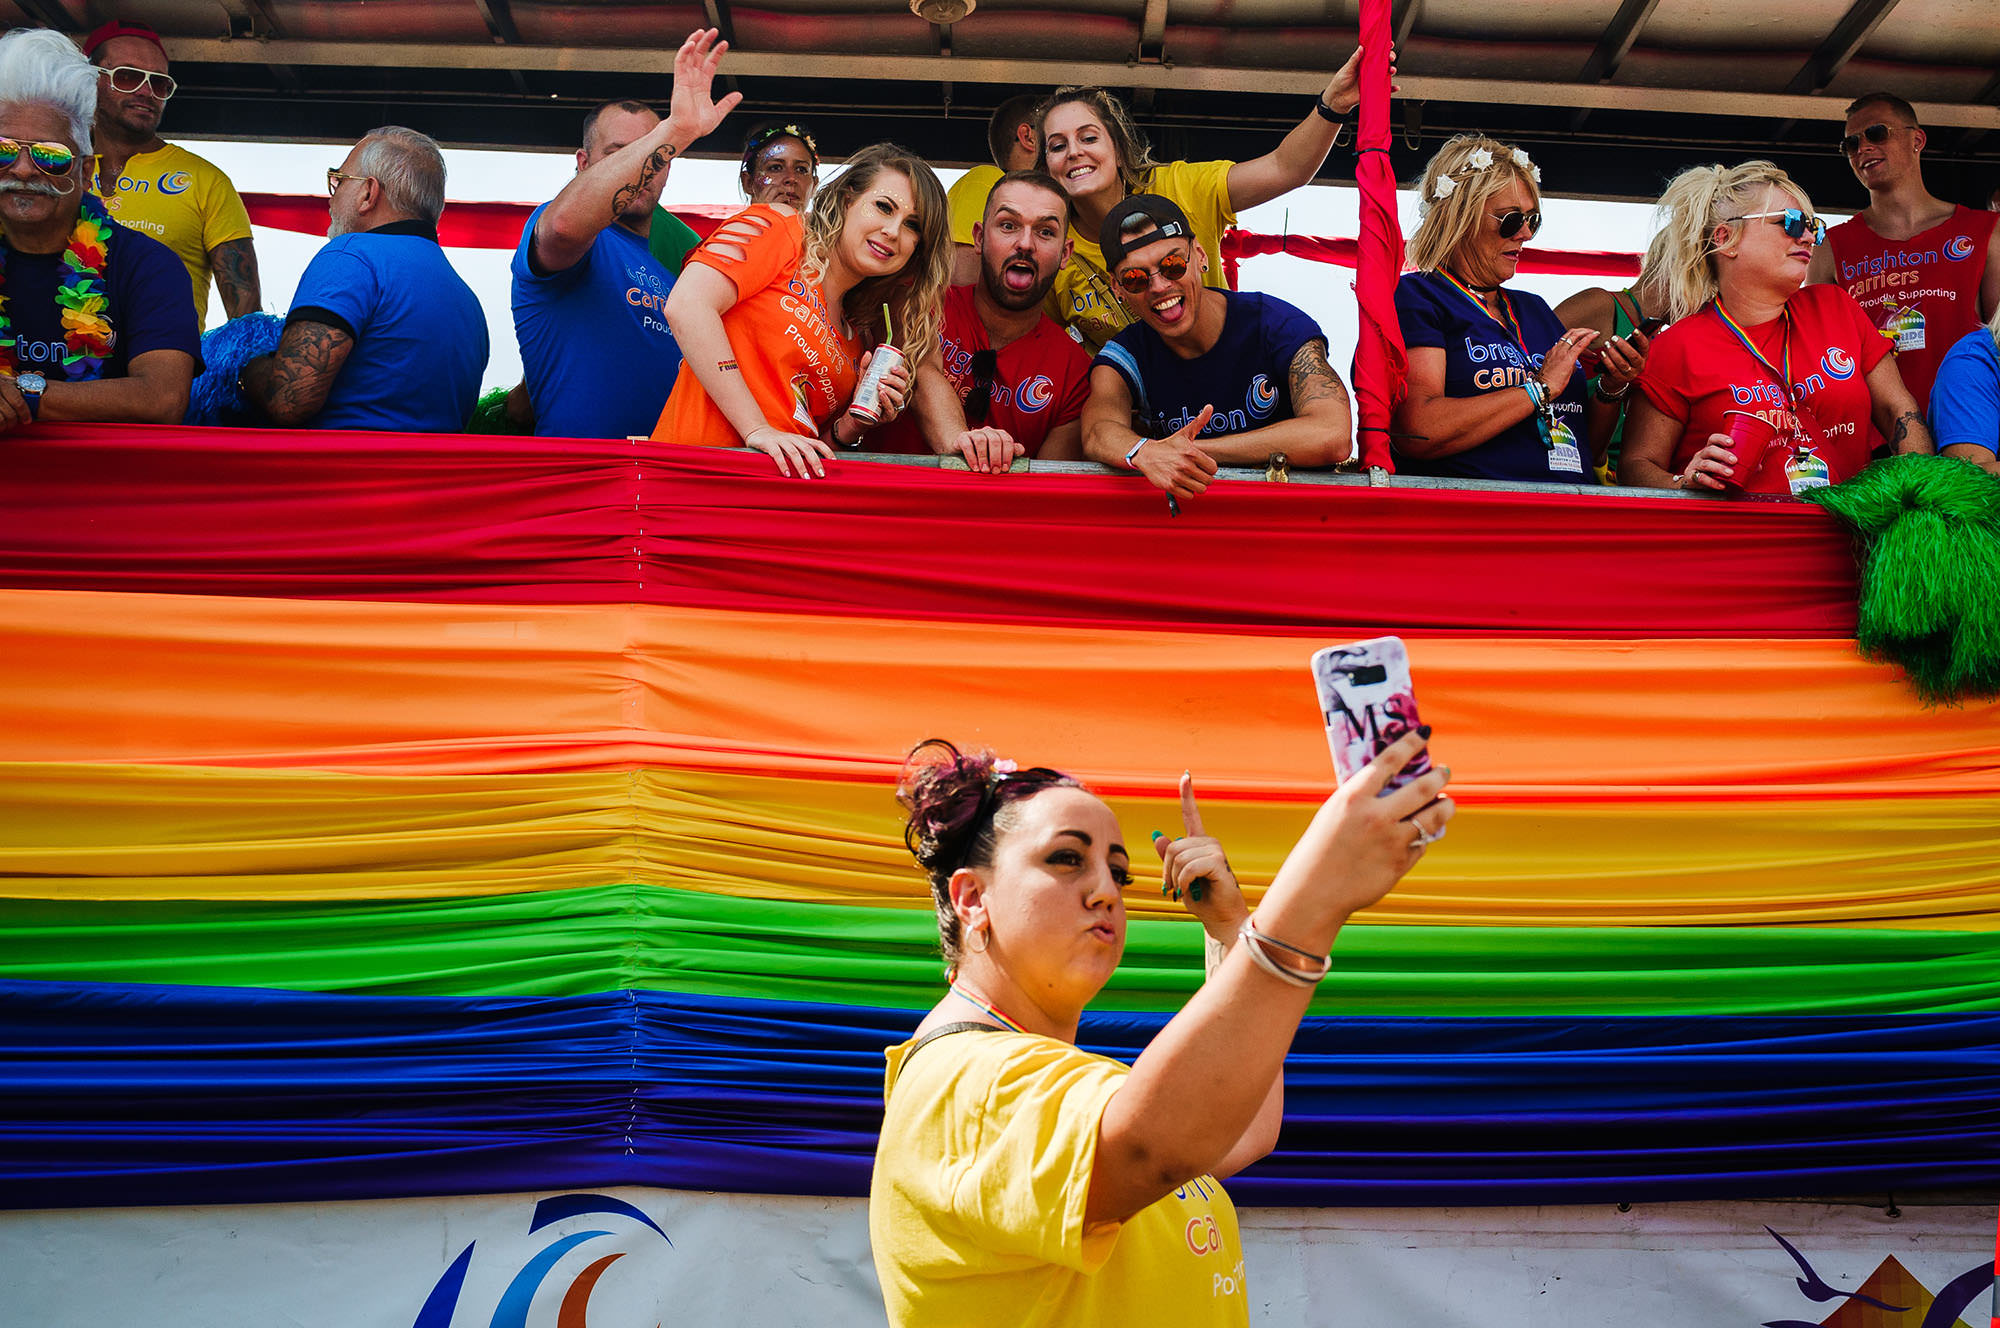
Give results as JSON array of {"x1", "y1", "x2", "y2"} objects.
[
  {"x1": 870, "y1": 1026, "x2": 1249, "y2": 1328},
  {"x1": 947, "y1": 164, "x2": 1004, "y2": 245},
  {"x1": 1047, "y1": 158, "x2": 1237, "y2": 355},
  {"x1": 95, "y1": 142, "x2": 254, "y2": 332}
]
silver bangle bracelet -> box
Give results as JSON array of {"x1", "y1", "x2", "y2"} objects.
[{"x1": 1240, "y1": 914, "x2": 1332, "y2": 988}]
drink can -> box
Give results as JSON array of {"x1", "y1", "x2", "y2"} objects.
[{"x1": 847, "y1": 343, "x2": 906, "y2": 427}]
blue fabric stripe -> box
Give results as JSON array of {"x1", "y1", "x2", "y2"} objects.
[
  {"x1": 1093, "y1": 338, "x2": 1149, "y2": 420},
  {"x1": 2, "y1": 980, "x2": 1995, "y2": 1209}
]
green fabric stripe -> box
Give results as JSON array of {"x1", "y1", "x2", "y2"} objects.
[{"x1": 5, "y1": 885, "x2": 1996, "y2": 1015}]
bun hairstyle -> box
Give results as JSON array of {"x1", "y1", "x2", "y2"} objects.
[{"x1": 897, "y1": 739, "x2": 1079, "y2": 972}]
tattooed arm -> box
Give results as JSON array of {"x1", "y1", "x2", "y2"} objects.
[
  {"x1": 1157, "y1": 337, "x2": 1355, "y2": 467},
  {"x1": 1865, "y1": 354, "x2": 1935, "y2": 456},
  {"x1": 239, "y1": 318, "x2": 356, "y2": 427},
  {"x1": 209, "y1": 238, "x2": 263, "y2": 318},
  {"x1": 532, "y1": 28, "x2": 741, "y2": 274}
]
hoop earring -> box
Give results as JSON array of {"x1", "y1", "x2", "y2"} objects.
[{"x1": 964, "y1": 922, "x2": 989, "y2": 955}]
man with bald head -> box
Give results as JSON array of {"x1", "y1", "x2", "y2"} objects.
[
  {"x1": 0, "y1": 27, "x2": 198, "y2": 433},
  {"x1": 509, "y1": 28, "x2": 738, "y2": 438},
  {"x1": 239, "y1": 126, "x2": 487, "y2": 432},
  {"x1": 85, "y1": 21, "x2": 259, "y2": 330}
]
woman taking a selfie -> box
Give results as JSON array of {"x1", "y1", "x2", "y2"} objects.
[
  {"x1": 1393, "y1": 134, "x2": 1646, "y2": 483},
  {"x1": 1623, "y1": 161, "x2": 1934, "y2": 494},
  {"x1": 654, "y1": 142, "x2": 950, "y2": 476},
  {"x1": 869, "y1": 735, "x2": 1451, "y2": 1326}
]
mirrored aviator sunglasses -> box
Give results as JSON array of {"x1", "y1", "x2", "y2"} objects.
[
  {"x1": 1115, "y1": 250, "x2": 1188, "y2": 294},
  {"x1": 0, "y1": 137, "x2": 76, "y2": 176},
  {"x1": 1733, "y1": 208, "x2": 1826, "y2": 245},
  {"x1": 1495, "y1": 208, "x2": 1542, "y2": 240}
]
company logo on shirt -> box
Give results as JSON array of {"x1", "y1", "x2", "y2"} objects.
[
  {"x1": 1944, "y1": 235, "x2": 1975, "y2": 260},
  {"x1": 1246, "y1": 373, "x2": 1278, "y2": 419},
  {"x1": 1821, "y1": 346, "x2": 1857, "y2": 380},
  {"x1": 157, "y1": 170, "x2": 191, "y2": 195},
  {"x1": 1016, "y1": 374, "x2": 1054, "y2": 413}
]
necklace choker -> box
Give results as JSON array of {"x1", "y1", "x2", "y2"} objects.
[{"x1": 1448, "y1": 269, "x2": 1501, "y2": 292}]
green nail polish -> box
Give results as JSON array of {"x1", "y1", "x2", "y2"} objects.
[{"x1": 1151, "y1": 830, "x2": 1166, "y2": 842}]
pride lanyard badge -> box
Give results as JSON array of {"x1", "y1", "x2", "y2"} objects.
[
  {"x1": 1438, "y1": 271, "x2": 1584, "y2": 474},
  {"x1": 1709, "y1": 301, "x2": 1829, "y2": 495}
]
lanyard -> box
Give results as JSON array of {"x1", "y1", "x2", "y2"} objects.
[
  {"x1": 1438, "y1": 268, "x2": 1532, "y2": 359},
  {"x1": 1709, "y1": 299, "x2": 1796, "y2": 399},
  {"x1": 948, "y1": 982, "x2": 1031, "y2": 1034}
]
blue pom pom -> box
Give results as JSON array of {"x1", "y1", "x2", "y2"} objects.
[{"x1": 184, "y1": 312, "x2": 285, "y2": 427}]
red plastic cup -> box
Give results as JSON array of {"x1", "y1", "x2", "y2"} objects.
[{"x1": 1718, "y1": 410, "x2": 1785, "y2": 489}]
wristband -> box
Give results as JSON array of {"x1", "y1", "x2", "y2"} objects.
[
  {"x1": 1312, "y1": 96, "x2": 1344, "y2": 124},
  {"x1": 1592, "y1": 376, "x2": 1632, "y2": 403},
  {"x1": 1123, "y1": 436, "x2": 1150, "y2": 467},
  {"x1": 1520, "y1": 378, "x2": 1548, "y2": 412}
]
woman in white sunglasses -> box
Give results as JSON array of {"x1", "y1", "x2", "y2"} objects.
[
  {"x1": 1623, "y1": 161, "x2": 1935, "y2": 494},
  {"x1": 1391, "y1": 134, "x2": 1641, "y2": 484}
]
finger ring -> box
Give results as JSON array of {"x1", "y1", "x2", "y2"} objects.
[{"x1": 1410, "y1": 819, "x2": 1443, "y2": 849}]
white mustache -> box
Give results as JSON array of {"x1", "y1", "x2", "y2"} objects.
[{"x1": 0, "y1": 178, "x2": 66, "y2": 198}]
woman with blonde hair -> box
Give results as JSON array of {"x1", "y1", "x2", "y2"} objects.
[
  {"x1": 654, "y1": 142, "x2": 951, "y2": 476},
  {"x1": 1392, "y1": 134, "x2": 1641, "y2": 482},
  {"x1": 1624, "y1": 161, "x2": 1934, "y2": 494},
  {"x1": 1552, "y1": 226, "x2": 1675, "y2": 481},
  {"x1": 1921, "y1": 293, "x2": 2000, "y2": 476},
  {"x1": 1037, "y1": 41, "x2": 1389, "y2": 352}
]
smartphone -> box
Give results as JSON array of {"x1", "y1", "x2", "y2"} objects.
[
  {"x1": 1635, "y1": 314, "x2": 1668, "y2": 338},
  {"x1": 1311, "y1": 636, "x2": 1433, "y2": 795}
]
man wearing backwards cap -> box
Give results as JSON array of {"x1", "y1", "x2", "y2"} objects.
[
  {"x1": 1082, "y1": 194, "x2": 1353, "y2": 507},
  {"x1": 84, "y1": 21, "x2": 259, "y2": 332}
]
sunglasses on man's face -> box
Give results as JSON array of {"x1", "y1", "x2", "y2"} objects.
[
  {"x1": 1115, "y1": 249, "x2": 1189, "y2": 294},
  {"x1": 97, "y1": 65, "x2": 177, "y2": 99},
  {"x1": 965, "y1": 348, "x2": 998, "y2": 424},
  {"x1": 1840, "y1": 122, "x2": 1893, "y2": 157},
  {"x1": 1726, "y1": 208, "x2": 1827, "y2": 246},
  {"x1": 0, "y1": 138, "x2": 76, "y2": 176},
  {"x1": 1491, "y1": 208, "x2": 1542, "y2": 240}
]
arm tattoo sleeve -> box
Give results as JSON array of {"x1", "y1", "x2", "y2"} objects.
[
  {"x1": 210, "y1": 238, "x2": 263, "y2": 318},
  {"x1": 612, "y1": 145, "x2": 679, "y2": 221},
  {"x1": 262, "y1": 320, "x2": 355, "y2": 425},
  {"x1": 1288, "y1": 338, "x2": 1348, "y2": 410},
  {"x1": 1889, "y1": 409, "x2": 1927, "y2": 452}
]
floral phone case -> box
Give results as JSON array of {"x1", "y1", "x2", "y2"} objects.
[{"x1": 1311, "y1": 636, "x2": 1433, "y2": 795}]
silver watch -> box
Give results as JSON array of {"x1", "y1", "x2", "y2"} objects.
[{"x1": 15, "y1": 371, "x2": 46, "y2": 420}]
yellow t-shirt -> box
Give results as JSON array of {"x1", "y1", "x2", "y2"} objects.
[
  {"x1": 1047, "y1": 158, "x2": 1237, "y2": 355},
  {"x1": 870, "y1": 1026, "x2": 1249, "y2": 1328},
  {"x1": 947, "y1": 164, "x2": 1004, "y2": 245},
  {"x1": 94, "y1": 142, "x2": 254, "y2": 332}
]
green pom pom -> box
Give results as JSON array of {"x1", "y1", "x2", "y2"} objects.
[
  {"x1": 1805, "y1": 454, "x2": 2000, "y2": 705},
  {"x1": 466, "y1": 385, "x2": 531, "y2": 435}
]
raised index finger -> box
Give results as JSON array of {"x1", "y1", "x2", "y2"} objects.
[{"x1": 1178, "y1": 770, "x2": 1207, "y2": 839}]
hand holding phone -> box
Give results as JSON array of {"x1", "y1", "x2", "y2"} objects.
[{"x1": 1311, "y1": 636, "x2": 1433, "y2": 796}]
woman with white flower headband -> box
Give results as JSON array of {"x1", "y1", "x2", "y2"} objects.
[
  {"x1": 871, "y1": 735, "x2": 1450, "y2": 1326},
  {"x1": 1392, "y1": 134, "x2": 1642, "y2": 483}
]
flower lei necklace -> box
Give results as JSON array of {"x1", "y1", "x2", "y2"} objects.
[{"x1": 0, "y1": 190, "x2": 116, "y2": 381}]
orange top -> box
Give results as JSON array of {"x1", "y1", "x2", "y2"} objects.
[{"x1": 652, "y1": 206, "x2": 864, "y2": 446}]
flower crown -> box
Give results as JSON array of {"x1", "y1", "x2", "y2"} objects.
[{"x1": 1431, "y1": 147, "x2": 1540, "y2": 201}]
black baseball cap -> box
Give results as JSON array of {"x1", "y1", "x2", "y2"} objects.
[{"x1": 1099, "y1": 194, "x2": 1196, "y2": 269}]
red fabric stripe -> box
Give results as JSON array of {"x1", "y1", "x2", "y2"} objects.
[
  {"x1": 238, "y1": 193, "x2": 1642, "y2": 278},
  {"x1": 0, "y1": 425, "x2": 1856, "y2": 636},
  {"x1": 1351, "y1": 0, "x2": 1406, "y2": 470}
]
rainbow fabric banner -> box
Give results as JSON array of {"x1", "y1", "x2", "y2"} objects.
[{"x1": 3, "y1": 425, "x2": 1996, "y2": 1210}]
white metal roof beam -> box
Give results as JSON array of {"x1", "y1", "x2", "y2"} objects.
[{"x1": 156, "y1": 37, "x2": 2000, "y2": 131}]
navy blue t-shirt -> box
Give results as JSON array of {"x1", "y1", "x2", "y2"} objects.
[
  {"x1": 1394, "y1": 270, "x2": 1588, "y2": 482},
  {"x1": 1092, "y1": 290, "x2": 1323, "y2": 439},
  {"x1": 2, "y1": 217, "x2": 199, "y2": 379},
  {"x1": 511, "y1": 203, "x2": 683, "y2": 440},
  {"x1": 289, "y1": 221, "x2": 488, "y2": 433}
]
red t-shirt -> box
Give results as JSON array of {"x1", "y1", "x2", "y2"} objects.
[
  {"x1": 871, "y1": 282, "x2": 1090, "y2": 458},
  {"x1": 1827, "y1": 204, "x2": 1995, "y2": 412},
  {"x1": 1638, "y1": 283, "x2": 1890, "y2": 496}
]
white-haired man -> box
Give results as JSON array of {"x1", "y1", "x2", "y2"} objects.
[
  {"x1": 241, "y1": 126, "x2": 488, "y2": 432},
  {"x1": 0, "y1": 27, "x2": 198, "y2": 433}
]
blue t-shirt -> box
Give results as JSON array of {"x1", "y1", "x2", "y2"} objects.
[
  {"x1": 1929, "y1": 329, "x2": 1999, "y2": 457},
  {"x1": 1394, "y1": 270, "x2": 1589, "y2": 482},
  {"x1": 288, "y1": 222, "x2": 488, "y2": 432},
  {"x1": 1092, "y1": 290, "x2": 1323, "y2": 439},
  {"x1": 2, "y1": 216, "x2": 200, "y2": 380},
  {"x1": 511, "y1": 203, "x2": 683, "y2": 439}
]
